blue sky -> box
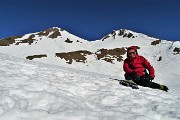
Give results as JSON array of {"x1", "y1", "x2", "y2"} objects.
[{"x1": 0, "y1": 0, "x2": 180, "y2": 41}]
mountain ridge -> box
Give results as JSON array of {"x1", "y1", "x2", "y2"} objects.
[{"x1": 0, "y1": 27, "x2": 160, "y2": 45}]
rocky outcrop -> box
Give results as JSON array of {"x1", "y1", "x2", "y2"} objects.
[
  {"x1": 102, "y1": 35, "x2": 110, "y2": 41},
  {"x1": 0, "y1": 27, "x2": 63, "y2": 46},
  {"x1": 16, "y1": 34, "x2": 36, "y2": 45},
  {"x1": 0, "y1": 36, "x2": 22, "y2": 46},
  {"x1": 102, "y1": 29, "x2": 136, "y2": 41},
  {"x1": 151, "y1": 40, "x2": 161, "y2": 45},
  {"x1": 37, "y1": 27, "x2": 61, "y2": 38},
  {"x1": 157, "y1": 56, "x2": 162, "y2": 61},
  {"x1": 118, "y1": 29, "x2": 136, "y2": 38},
  {"x1": 55, "y1": 50, "x2": 93, "y2": 64},
  {"x1": 26, "y1": 54, "x2": 47, "y2": 60},
  {"x1": 55, "y1": 48, "x2": 126, "y2": 64},
  {"x1": 173, "y1": 47, "x2": 180, "y2": 54},
  {"x1": 65, "y1": 38, "x2": 73, "y2": 43},
  {"x1": 95, "y1": 48, "x2": 126, "y2": 63}
]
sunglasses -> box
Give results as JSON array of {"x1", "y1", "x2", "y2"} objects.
[{"x1": 128, "y1": 52, "x2": 136, "y2": 55}]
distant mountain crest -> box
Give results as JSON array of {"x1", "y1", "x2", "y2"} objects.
[
  {"x1": 101, "y1": 29, "x2": 138, "y2": 41},
  {"x1": 37, "y1": 27, "x2": 64, "y2": 38}
]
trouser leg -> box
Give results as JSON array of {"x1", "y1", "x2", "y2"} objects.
[
  {"x1": 124, "y1": 73, "x2": 133, "y2": 80},
  {"x1": 124, "y1": 73, "x2": 140, "y2": 82},
  {"x1": 136, "y1": 79, "x2": 160, "y2": 89}
]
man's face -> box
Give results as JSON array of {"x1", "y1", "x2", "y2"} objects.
[{"x1": 128, "y1": 49, "x2": 136, "y2": 58}]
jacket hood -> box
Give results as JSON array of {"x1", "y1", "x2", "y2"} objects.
[{"x1": 127, "y1": 46, "x2": 138, "y2": 58}]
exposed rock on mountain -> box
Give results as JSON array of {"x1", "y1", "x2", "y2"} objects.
[
  {"x1": 151, "y1": 39, "x2": 161, "y2": 45},
  {"x1": 173, "y1": 47, "x2": 180, "y2": 54},
  {"x1": 118, "y1": 29, "x2": 137, "y2": 38},
  {"x1": 16, "y1": 34, "x2": 36, "y2": 45},
  {"x1": 65, "y1": 38, "x2": 73, "y2": 43},
  {"x1": 95, "y1": 48, "x2": 126, "y2": 63},
  {"x1": 102, "y1": 29, "x2": 137, "y2": 41},
  {"x1": 37, "y1": 27, "x2": 62, "y2": 38},
  {"x1": 55, "y1": 50, "x2": 92, "y2": 64},
  {"x1": 0, "y1": 36, "x2": 22, "y2": 46},
  {"x1": 26, "y1": 54, "x2": 47, "y2": 60}
]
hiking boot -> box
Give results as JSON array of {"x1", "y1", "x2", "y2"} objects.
[{"x1": 160, "y1": 85, "x2": 169, "y2": 92}]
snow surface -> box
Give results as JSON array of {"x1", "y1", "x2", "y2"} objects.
[
  {"x1": 0, "y1": 28, "x2": 180, "y2": 119},
  {"x1": 0, "y1": 53, "x2": 180, "y2": 120}
]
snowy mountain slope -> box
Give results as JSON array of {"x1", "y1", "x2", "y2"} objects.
[
  {"x1": 0, "y1": 27, "x2": 90, "y2": 55},
  {"x1": 0, "y1": 27, "x2": 179, "y2": 81},
  {"x1": 0, "y1": 53, "x2": 180, "y2": 120}
]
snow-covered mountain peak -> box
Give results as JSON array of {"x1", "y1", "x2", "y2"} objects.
[
  {"x1": 99, "y1": 29, "x2": 161, "y2": 44},
  {"x1": 101, "y1": 29, "x2": 138, "y2": 41},
  {"x1": 36, "y1": 27, "x2": 63, "y2": 38}
]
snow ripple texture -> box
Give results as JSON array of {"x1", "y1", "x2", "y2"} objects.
[{"x1": 0, "y1": 53, "x2": 179, "y2": 120}]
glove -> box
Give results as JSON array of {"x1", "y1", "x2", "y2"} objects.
[
  {"x1": 146, "y1": 76, "x2": 154, "y2": 81},
  {"x1": 140, "y1": 75, "x2": 147, "y2": 81},
  {"x1": 141, "y1": 75, "x2": 154, "y2": 82},
  {"x1": 131, "y1": 71, "x2": 140, "y2": 81}
]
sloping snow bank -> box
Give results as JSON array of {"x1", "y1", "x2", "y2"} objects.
[{"x1": 0, "y1": 53, "x2": 179, "y2": 120}]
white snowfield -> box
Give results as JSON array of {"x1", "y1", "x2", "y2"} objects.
[
  {"x1": 0, "y1": 28, "x2": 180, "y2": 119},
  {"x1": 0, "y1": 53, "x2": 180, "y2": 120}
]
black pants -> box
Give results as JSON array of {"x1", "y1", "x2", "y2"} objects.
[{"x1": 124, "y1": 73, "x2": 161, "y2": 89}]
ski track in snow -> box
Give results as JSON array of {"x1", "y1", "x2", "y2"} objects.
[{"x1": 0, "y1": 53, "x2": 180, "y2": 120}]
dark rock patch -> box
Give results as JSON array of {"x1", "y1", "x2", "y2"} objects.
[
  {"x1": 55, "y1": 50, "x2": 92, "y2": 64},
  {"x1": 102, "y1": 35, "x2": 110, "y2": 41},
  {"x1": 65, "y1": 38, "x2": 73, "y2": 43},
  {"x1": 157, "y1": 56, "x2": 162, "y2": 61},
  {"x1": 0, "y1": 36, "x2": 22, "y2": 46},
  {"x1": 16, "y1": 34, "x2": 36, "y2": 45},
  {"x1": 26, "y1": 54, "x2": 47, "y2": 60},
  {"x1": 173, "y1": 47, "x2": 180, "y2": 54},
  {"x1": 95, "y1": 48, "x2": 126, "y2": 63},
  {"x1": 37, "y1": 28, "x2": 61, "y2": 38},
  {"x1": 118, "y1": 29, "x2": 136, "y2": 38},
  {"x1": 151, "y1": 40, "x2": 161, "y2": 45}
]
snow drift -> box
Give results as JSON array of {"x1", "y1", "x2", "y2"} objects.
[{"x1": 0, "y1": 53, "x2": 180, "y2": 120}]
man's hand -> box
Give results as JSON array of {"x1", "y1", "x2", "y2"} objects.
[
  {"x1": 146, "y1": 76, "x2": 154, "y2": 81},
  {"x1": 141, "y1": 75, "x2": 154, "y2": 82}
]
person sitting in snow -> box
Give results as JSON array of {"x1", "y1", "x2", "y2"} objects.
[{"x1": 123, "y1": 46, "x2": 168, "y2": 92}]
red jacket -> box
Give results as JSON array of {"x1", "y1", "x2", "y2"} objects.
[{"x1": 123, "y1": 46, "x2": 155, "y2": 78}]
